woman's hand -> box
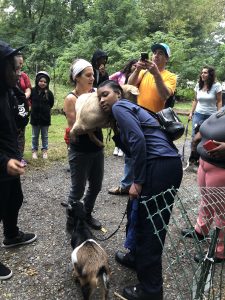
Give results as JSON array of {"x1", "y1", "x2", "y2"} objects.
[
  {"x1": 188, "y1": 112, "x2": 193, "y2": 120},
  {"x1": 7, "y1": 159, "x2": 25, "y2": 176},
  {"x1": 129, "y1": 183, "x2": 142, "y2": 200},
  {"x1": 208, "y1": 141, "x2": 225, "y2": 159}
]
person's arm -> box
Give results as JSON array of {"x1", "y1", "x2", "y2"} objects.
[
  {"x1": 127, "y1": 61, "x2": 146, "y2": 86},
  {"x1": 189, "y1": 92, "x2": 198, "y2": 120},
  {"x1": 49, "y1": 91, "x2": 54, "y2": 108},
  {"x1": 207, "y1": 141, "x2": 225, "y2": 159},
  {"x1": 216, "y1": 91, "x2": 222, "y2": 110},
  {"x1": 63, "y1": 94, "x2": 76, "y2": 129},
  {"x1": 113, "y1": 105, "x2": 147, "y2": 178},
  {"x1": 145, "y1": 60, "x2": 171, "y2": 101},
  {"x1": 24, "y1": 87, "x2": 31, "y2": 99},
  {"x1": 23, "y1": 73, "x2": 32, "y2": 99},
  {"x1": 109, "y1": 72, "x2": 121, "y2": 83}
]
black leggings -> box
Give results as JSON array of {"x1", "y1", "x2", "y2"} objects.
[{"x1": 0, "y1": 178, "x2": 23, "y2": 238}]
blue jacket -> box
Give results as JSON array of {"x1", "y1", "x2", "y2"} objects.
[{"x1": 112, "y1": 100, "x2": 179, "y2": 184}]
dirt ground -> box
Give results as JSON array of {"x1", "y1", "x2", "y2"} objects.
[{"x1": 0, "y1": 150, "x2": 204, "y2": 300}]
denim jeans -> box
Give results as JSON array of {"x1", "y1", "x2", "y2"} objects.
[
  {"x1": 192, "y1": 112, "x2": 210, "y2": 137},
  {"x1": 32, "y1": 125, "x2": 49, "y2": 151},
  {"x1": 68, "y1": 147, "x2": 104, "y2": 214},
  {"x1": 120, "y1": 155, "x2": 134, "y2": 189}
]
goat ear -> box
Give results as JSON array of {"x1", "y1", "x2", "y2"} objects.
[{"x1": 61, "y1": 202, "x2": 69, "y2": 208}]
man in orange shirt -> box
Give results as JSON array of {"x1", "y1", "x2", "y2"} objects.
[
  {"x1": 108, "y1": 43, "x2": 177, "y2": 195},
  {"x1": 129, "y1": 42, "x2": 176, "y2": 112}
]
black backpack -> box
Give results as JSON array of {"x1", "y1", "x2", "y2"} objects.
[{"x1": 165, "y1": 92, "x2": 176, "y2": 108}]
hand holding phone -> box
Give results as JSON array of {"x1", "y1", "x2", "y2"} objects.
[
  {"x1": 140, "y1": 52, "x2": 149, "y2": 61},
  {"x1": 203, "y1": 140, "x2": 217, "y2": 151}
]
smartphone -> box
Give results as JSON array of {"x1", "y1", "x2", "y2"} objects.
[
  {"x1": 140, "y1": 52, "x2": 149, "y2": 61},
  {"x1": 203, "y1": 140, "x2": 217, "y2": 151}
]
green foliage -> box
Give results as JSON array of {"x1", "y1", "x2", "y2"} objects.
[{"x1": 0, "y1": 0, "x2": 225, "y2": 87}]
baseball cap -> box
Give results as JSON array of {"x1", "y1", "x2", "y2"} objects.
[
  {"x1": 151, "y1": 43, "x2": 171, "y2": 58},
  {"x1": 0, "y1": 40, "x2": 24, "y2": 61}
]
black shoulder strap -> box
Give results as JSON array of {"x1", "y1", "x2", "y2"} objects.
[{"x1": 68, "y1": 92, "x2": 76, "y2": 97}]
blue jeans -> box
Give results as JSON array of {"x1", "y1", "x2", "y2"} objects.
[
  {"x1": 32, "y1": 125, "x2": 49, "y2": 151},
  {"x1": 192, "y1": 112, "x2": 210, "y2": 137},
  {"x1": 120, "y1": 155, "x2": 134, "y2": 189},
  {"x1": 68, "y1": 146, "x2": 104, "y2": 214}
]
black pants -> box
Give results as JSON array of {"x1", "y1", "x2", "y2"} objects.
[
  {"x1": 136, "y1": 157, "x2": 183, "y2": 294},
  {"x1": 0, "y1": 178, "x2": 23, "y2": 238}
]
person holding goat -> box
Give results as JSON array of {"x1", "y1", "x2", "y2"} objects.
[{"x1": 63, "y1": 59, "x2": 103, "y2": 232}]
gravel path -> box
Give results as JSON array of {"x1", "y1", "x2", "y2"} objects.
[{"x1": 0, "y1": 152, "x2": 197, "y2": 300}]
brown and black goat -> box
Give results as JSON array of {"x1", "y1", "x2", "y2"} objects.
[{"x1": 67, "y1": 202, "x2": 110, "y2": 300}]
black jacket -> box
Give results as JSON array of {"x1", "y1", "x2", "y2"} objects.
[
  {"x1": 0, "y1": 89, "x2": 21, "y2": 181},
  {"x1": 30, "y1": 88, "x2": 54, "y2": 126},
  {"x1": 91, "y1": 49, "x2": 109, "y2": 87}
]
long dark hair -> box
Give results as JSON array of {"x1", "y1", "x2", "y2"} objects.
[
  {"x1": 121, "y1": 59, "x2": 138, "y2": 83},
  {"x1": 0, "y1": 56, "x2": 17, "y2": 94},
  {"x1": 98, "y1": 80, "x2": 124, "y2": 98},
  {"x1": 198, "y1": 65, "x2": 216, "y2": 92}
]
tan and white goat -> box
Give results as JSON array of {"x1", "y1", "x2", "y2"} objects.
[{"x1": 70, "y1": 84, "x2": 139, "y2": 147}]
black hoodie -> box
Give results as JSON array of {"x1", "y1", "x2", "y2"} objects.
[{"x1": 91, "y1": 49, "x2": 109, "y2": 87}]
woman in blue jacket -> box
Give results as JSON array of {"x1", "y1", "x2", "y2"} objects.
[{"x1": 97, "y1": 80, "x2": 183, "y2": 300}]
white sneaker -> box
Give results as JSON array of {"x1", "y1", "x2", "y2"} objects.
[
  {"x1": 118, "y1": 149, "x2": 124, "y2": 157},
  {"x1": 32, "y1": 152, "x2": 38, "y2": 159},
  {"x1": 113, "y1": 147, "x2": 119, "y2": 156},
  {"x1": 42, "y1": 151, "x2": 48, "y2": 159}
]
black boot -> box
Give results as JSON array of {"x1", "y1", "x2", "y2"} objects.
[
  {"x1": 115, "y1": 250, "x2": 136, "y2": 269},
  {"x1": 123, "y1": 284, "x2": 163, "y2": 300},
  {"x1": 86, "y1": 213, "x2": 102, "y2": 230}
]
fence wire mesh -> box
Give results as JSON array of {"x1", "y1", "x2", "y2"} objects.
[{"x1": 146, "y1": 186, "x2": 225, "y2": 300}]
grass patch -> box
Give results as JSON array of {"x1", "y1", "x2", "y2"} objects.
[
  {"x1": 23, "y1": 114, "x2": 115, "y2": 165},
  {"x1": 174, "y1": 101, "x2": 192, "y2": 111}
]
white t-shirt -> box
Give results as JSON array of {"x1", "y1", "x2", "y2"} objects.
[{"x1": 195, "y1": 82, "x2": 222, "y2": 115}]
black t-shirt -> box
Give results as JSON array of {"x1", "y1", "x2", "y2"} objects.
[{"x1": 70, "y1": 129, "x2": 103, "y2": 153}]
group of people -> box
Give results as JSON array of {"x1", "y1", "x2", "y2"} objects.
[
  {"x1": 15, "y1": 52, "x2": 54, "y2": 162},
  {"x1": 1, "y1": 38, "x2": 225, "y2": 300},
  {"x1": 62, "y1": 43, "x2": 182, "y2": 300}
]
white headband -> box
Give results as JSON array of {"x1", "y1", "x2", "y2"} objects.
[{"x1": 72, "y1": 59, "x2": 92, "y2": 80}]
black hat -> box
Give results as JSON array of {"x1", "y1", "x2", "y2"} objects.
[{"x1": 0, "y1": 40, "x2": 24, "y2": 61}]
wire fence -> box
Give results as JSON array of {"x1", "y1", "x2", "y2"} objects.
[{"x1": 145, "y1": 186, "x2": 225, "y2": 300}]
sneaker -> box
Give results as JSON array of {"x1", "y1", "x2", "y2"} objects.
[
  {"x1": 32, "y1": 151, "x2": 38, "y2": 159},
  {"x1": 42, "y1": 151, "x2": 48, "y2": 159},
  {"x1": 3, "y1": 231, "x2": 37, "y2": 248},
  {"x1": 108, "y1": 186, "x2": 129, "y2": 195},
  {"x1": 118, "y1": 149, "x2": 124, "y2": 157},
  {"x1": 113, "y1": 147, "x2": 119, "y2": 156},
  {"x1": 0, "y1": 262, "x2": 13, "y2": 280}
]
